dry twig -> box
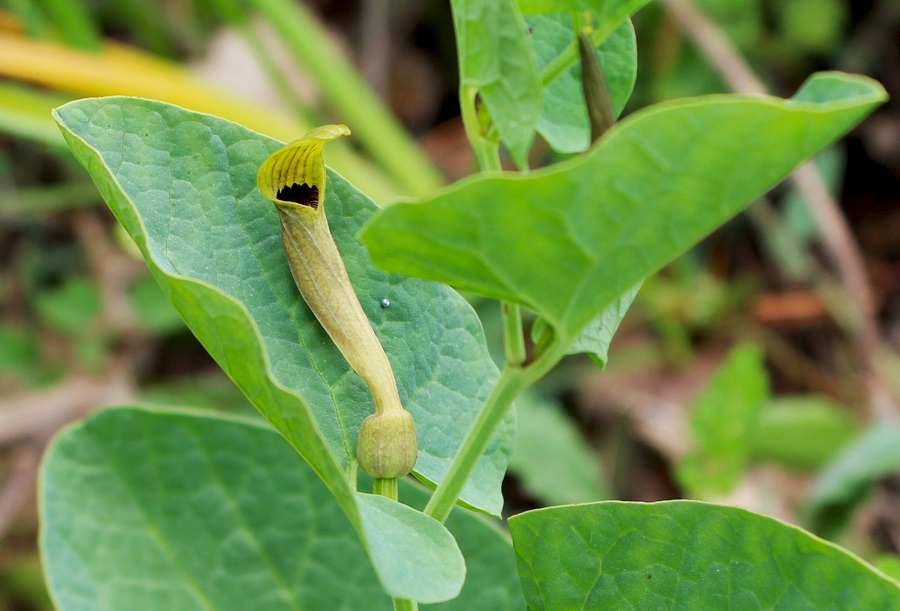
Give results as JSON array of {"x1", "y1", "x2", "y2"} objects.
[
  {"x1": 360, "y1": 0, "x2": 391, "y2": 98},
  {"x1": 0, "y1": 442, "x2": 41, "y2": 542}
]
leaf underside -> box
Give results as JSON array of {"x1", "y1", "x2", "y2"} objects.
[{"x1": 362, "y1": 73, "x2": 887, "y2": 346}]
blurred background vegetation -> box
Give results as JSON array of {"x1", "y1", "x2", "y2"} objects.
[{"x1": 0, "y1": 0, "x2": 898, "y2": 607}]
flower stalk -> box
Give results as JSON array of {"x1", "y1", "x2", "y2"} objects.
[{"x1": 257, "y1": 125, "x2": 417, "y2": 479}]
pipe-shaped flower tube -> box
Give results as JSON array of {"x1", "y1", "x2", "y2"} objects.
[{"x1": 257, "y1": 125, "x2": 417, "y2": 479}]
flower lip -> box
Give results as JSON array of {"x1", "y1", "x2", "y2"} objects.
[
  {"x1": 257, "y1": 124, "x2": 350, "y2": 210},
  {"x1": 277, "y1": 183, "x2": 319, "y2": 209}
]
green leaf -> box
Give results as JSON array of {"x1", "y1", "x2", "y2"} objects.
[
  {"x1": 751, "y1": 395, "x2": 857, "y2": 470},
  {"x1": 41, "y1": 407, "x2": 525, "y2": 609},
  {"x1": 451, "y1": 0, "x2": 542, "y2": 168},
  {"x1": 876, "y1": 556, "x2": 900, "y2": 583},
  {"x1": 509, "y1": 392, "x2": 609, "y2": 505},
  {"x1": 528, "y1": 15, "x2": 637, "y2": 153},
  {"x1": 676, "y1": 344, "x2": 769, "y2": 497},
  {"x1": 356, "y1": 494, "x2": 465, "y2": 603},
  {"x1": 73, "y1": 332, "x2": 108, "y2": 372},
  {"x1": 566, "y1": 282, "x2": 639, "y2": 366},
  {"x1": 518, "y1": 0, "x2": 649, "y2": 21},
  {"x1": 53, "y1": 96, "x2": 512, "y2": 518},
  {"x1": 362, "y1": 73, "x2": 886, "y2": 345},
  {"x1": 509, "y1": 500, "x2": 900, "y2": 609},
  {"x1": 807, "y1": 424, "x2": 900, "y2": 537}
]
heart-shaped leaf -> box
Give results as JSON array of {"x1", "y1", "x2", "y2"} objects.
[
  {"x1": 509, "y1": 500, "x2": 900, "y2": 609},
  {"x1": 53, "y1": 96, "x2": 513, "y2": 518}
]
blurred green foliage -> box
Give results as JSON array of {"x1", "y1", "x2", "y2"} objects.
[
  {"x1": 33, "y1": 276, "x2": 99, "y2": 334},
  {"x1": 808, "y1": 424, "x2": 900, "y2": 538},
  {"x1": 752, "y1": 395, "x2": 858, "y2": 470},
  {"x1": 677, "y1": 344, "x2": 769, "y2": 497},
  {"x1": 776, "y1": 0, "x2": 847, "y2": 53},
  {"x1": 510, "y1": 392, "x2": 611, "y2": 506}
]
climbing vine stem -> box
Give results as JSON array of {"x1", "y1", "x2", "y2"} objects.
[{"x1": 424, "y1": 336, "x2": 566, "y2": 523}]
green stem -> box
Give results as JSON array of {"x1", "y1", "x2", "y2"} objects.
[
  {"x1": 437, "y1": 86, "x2": 535, "y2": 516},
  {"x1": 373, "y1": 477, "x2": 398, "y2": 501},
  {"x1": 458, "y1": 85, "x2": 501, "y2": 172},
  {"x1": 541, "y1": 25, "x2": 609, "y2": 88},
  {"x1": 249, "y1": 0, "x2": 443, "y2": 197},
  {"x1": 423, "y1": 367, "x2": 525, "y2": 522},
  {"x1": 392, "y1": 598, "x2": 418, "y2": 611},
  {"x1": 373, "y1": 478, "x2": 416, "y2": 610},
  {"x1": 503, "y1": 302, "x2": 526, "y2": 366},
  {"x1": 458, "y1": 86, "x2": 527, "y2": 366},
  {"x1": 423, "y1": 339, "x2": 565, "y2": 523}
]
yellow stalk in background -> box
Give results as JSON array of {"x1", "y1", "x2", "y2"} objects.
[{"x1": 0, "y1": 30, "x2": 399, "y2": 201}]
